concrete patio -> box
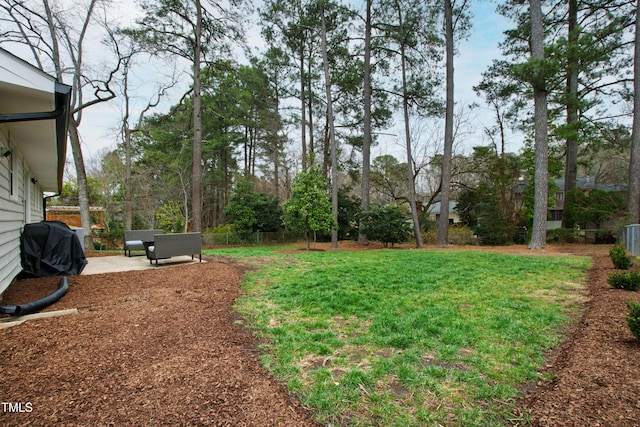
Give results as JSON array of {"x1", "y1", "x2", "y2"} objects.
[{"x1": 81, "y1": 254, "x2": 203, "y2": 275}]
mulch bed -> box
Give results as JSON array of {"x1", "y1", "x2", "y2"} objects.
[
  {"x1": 0, "y1": 256, "x2": 320, "y2": 426},
  {"x1": 1, "y1": 244, "x2": 639, "y2": 426},
  {"x1": 521, "y1": 248, "x2": 640, "y2": 426}
]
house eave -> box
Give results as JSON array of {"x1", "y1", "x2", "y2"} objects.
[{"x1": 0, "y1": 48, "x2": 71, "y2": 193}]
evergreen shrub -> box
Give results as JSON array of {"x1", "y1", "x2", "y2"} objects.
[
  {"x1": 608, "y1": 271, "x2": 640, "y2": 291},
  {"x1": 626, "y1": 301, "x2": 640, "y2": 340},
  {"x1": 422, "y1": 225, "x2": 476, "y2": 245},
  {"x1": 547, "y1": 228, "x2": 580, "y2": 243},
  {"x1": 360, "y1": 206, "x2": 411, "y2": 248},
  {"x1": 610, "y1": 245, "x2": 632, "y2": 270}
]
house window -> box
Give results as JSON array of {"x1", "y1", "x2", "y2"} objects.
[
  {"x1": 435, "y1": 214, "x2": 454, "y2": 224},
  {"x1": 556, "y1": 191, "x2": 564, "y2": 201},
  {"x1": 550, "y1": 210, "x2": 563, "y2": 221}
]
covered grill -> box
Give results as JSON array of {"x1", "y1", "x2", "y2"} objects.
[{"x1": 20, "y1": 220, "x2": 87, "y2": 278}]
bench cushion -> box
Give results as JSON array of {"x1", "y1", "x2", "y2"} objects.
[{"x1": 123, "y1": 230, "x2": 163, "y2": 256}]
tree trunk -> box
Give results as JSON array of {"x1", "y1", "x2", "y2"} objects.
[
  {"x1": 398, "y1": 6, "x2": 423, "y2": 248},
  {"x1": 244, "y1": 126, "x2": 249, "y2": 176},
  {"x1": 359, "y1": 0, "x2": 372, "y2": 245},
  {"x1": 268, "y1": 68, "x2": 283, "y2": 200},
  {"x1": 191, "y1": 0, "x2": 203, "y2": 232},
  {"x1": 322, "y1": 120, "x2": 330, "y2": 180},
  {"x1": 251, "y1": 127, "x2": 256, "y2": 177},
  {"x1": 321, "y1": 9, "x2": 339, "y2": 249},
  {"x1": 437, "y1": 0, "x2": 455, "y2": 247},
  {"x1": 124, "y1": 126, "x2": 133, "y2": 230},
  {"x1": 629, "y1": 0, "x2": 640, "y2": 223},
  {"x1": 562, "y1": 0, "x2": 579, "y2": 227},
  {"x1": 44, "y1": 0, "x2": 97, "y2": 249},
  {"x1": 307, "y1": 58, "x2": 315, "y2": 164},
  {"x1": 528, "y1": 0, "x2": 549, "y2": 249},
  {"x1": 68, "y1": 123, "x2": 93, "y2": 249},
  {"x1": 300, "y1": 51, "x2": 308, "y2": 170},
  {"x1": 122, "y1": 63, "x2": 133, "y2": 231},
  {"x1": 274, "y1": 105, "x2": 282, "y2": 200}
]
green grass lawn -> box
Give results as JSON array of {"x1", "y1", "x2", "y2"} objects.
[{"x1": 205, "y1": 247, "x2": 591, "y2": 426}]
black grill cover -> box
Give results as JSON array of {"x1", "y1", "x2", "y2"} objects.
[{"x1": 20, "y1": 221, "x2": 87, "y2": 278}]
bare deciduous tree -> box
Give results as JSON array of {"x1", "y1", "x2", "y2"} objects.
[
  {"x1": 107, "y1": 28, "x2": 178, "y2": 231},
  {"x1": 1, "y1": 0, "x2": 120, "y2": 248}
]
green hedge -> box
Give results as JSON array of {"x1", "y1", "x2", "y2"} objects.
[{"x1": 422, "y1": 225, "x2": 476, "y2": 245}]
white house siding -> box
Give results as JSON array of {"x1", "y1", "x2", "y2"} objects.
[
  {"x1": 426, "y1": 201, "x2": 460, "y2": 224},
  {"x1": 0, "y1": 48, "x2": 70, "y2": 296},
  {"x1": 0, "y1": 129, "x2": 44, "y2": 294}
]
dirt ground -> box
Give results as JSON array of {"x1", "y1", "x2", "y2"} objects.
[{"x1": 1, "y1": 243, "x2": 639, "y2": 426}]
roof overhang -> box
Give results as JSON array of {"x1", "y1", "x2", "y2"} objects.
[{"x1": 0, "y1": 48, "x2": 71, "y2": 193}]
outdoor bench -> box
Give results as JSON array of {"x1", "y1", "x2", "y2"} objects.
[
  {"x1": 146, "y1": 232, "x2": 202, "y2": 266},
  {"x1": 123, "y1": 229, "x2": 163, "y2": 256}
]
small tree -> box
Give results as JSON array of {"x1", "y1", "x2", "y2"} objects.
[
  {"x1": 283, "y1": 166, "x2": 336, "y2": 250},
  {"x1": 587, "y1": 189, "x2": 624, "y2": 229},
  {"x1": 360, "y1": 206, "x2": 412, "y2": 248},
  {"x1": 563, "y1": 188, "x2": 589, "y2": 228},
  {"x1": 564, "y1": 188, "x2": 624, "y2": 229},
  {"x1": 155, "y1": 200, "x2": 185, "y2": 233},
  {"x1": 456, "y1": 183, "x2": 509, "y2": 245},
  {"x1": 337, "y1": 187, "x2": 361, "y2": 241},
  {"x1": 225, "y1": 179, "x2": 261, "y2": 242}
]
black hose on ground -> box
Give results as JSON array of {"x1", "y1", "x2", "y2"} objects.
[{"x1": 0, "y1": 276, "x2": 69, "y2": 316}]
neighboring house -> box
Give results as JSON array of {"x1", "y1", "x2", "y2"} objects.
[
  {"x1": 425, "y1": 201, "x2": 460, "y2": 224},
  {"x1": 548, "y1": 176, "x2": 626, "y2": 230},
  {"x1": 0, "y1": 48, "x2": 71, "y2": 294}
]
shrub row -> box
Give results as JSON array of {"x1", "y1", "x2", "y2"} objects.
[
  {"x1": 422, "y1": 226, "x2": 476, "y2": 245},
  {"x1": 546, "y1": 227, "x2": 581, "y2": 243},
  {"x1": 607, "y1": 245, "x2": 640, "y2": 340}
]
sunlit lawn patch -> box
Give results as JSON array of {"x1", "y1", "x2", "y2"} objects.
[{"x1": 210, "y1": 248, "x2": 590, "y2": 426}]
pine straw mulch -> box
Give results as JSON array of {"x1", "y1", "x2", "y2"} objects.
[{"x1": 0, "y1": 243, "x2": 639, "y2": 426}]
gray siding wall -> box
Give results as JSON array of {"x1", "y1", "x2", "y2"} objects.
[{"x1": 0, "y1": 128, "x2": 45, "y2": 294}]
